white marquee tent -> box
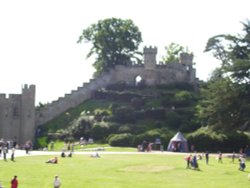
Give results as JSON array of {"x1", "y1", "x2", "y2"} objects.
[{"x1": 167, "y1": 132, "x2": 189, "y2": 152}]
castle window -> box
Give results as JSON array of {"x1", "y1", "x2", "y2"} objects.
[{"x1": 13, "y1": 107, "x2": 19, "y2": 117}]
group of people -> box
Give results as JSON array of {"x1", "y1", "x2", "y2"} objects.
[
  {"x1": 137, "y1": 140, "x2": 155, "y2": 152},
  {"x1": 0, "y1": 143, "x2": 16, "y2": 162},
  {"x1": 185, "y1": 151, "x2": 248, "y2": 172},
  {"x1": 185, "y1": 154, "x2": 202, "y2": 170},
  {"x1": 61, "y1": 151, "x2": 72, "y2": 158},
  {"x1": 7, "y1": 175, "x2": 62, "y2": 188}
]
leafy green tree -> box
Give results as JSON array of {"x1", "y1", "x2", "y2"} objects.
[
  {"x1": 162, "y1": 43, "x2": 190, "y2": 63},
  {"x1": 199, "y1": 20, "x2": 250, "y2": 130},
  {"x1": 196, "y1": 75, "x2": 242, "y2": 130},
  {"x1": 77, "y1": 18, "x2": 142, "y2": 76}
]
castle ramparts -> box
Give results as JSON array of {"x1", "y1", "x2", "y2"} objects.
[{"x1": 0, "y1": 46, "x2": 198, "y2": 144}]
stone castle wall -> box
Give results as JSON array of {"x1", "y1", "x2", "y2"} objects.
[
  {"x1": 35, "y1": 46, "x2": 197, "y2": 126},
  {"x1": 0, "y1": 85, "x2": 35, "y2": 144},
  {"x1": 0, "y1": 46, "x2": 198, "y2": 144}
]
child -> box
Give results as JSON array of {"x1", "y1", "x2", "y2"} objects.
[{"x1": 185, "y1": 154, "x2": 192, "y2": 168}]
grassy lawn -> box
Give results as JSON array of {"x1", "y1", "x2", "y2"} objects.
[
  {"x1": 0, "y1": 153, "x2": 249, "y2": 187},
  {"x1": 49, "y1": 141, "x2": 137, "y2": 152}
]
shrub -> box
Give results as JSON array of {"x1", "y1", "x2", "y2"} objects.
[
  {"x1": 131, "y1": 97, "x2": 145, "y2": 109},
  {"x1": 113, "y1": 106, "x2": 136, "y2": 123},
  {"x1": 90, "y1": 122, "x2": 110, "y2": 140},
  {"x1": 173, "y1": 91, "x2": 194, "y2": 107},
  {"x1": 108, "y1": 133, "x2": 135, "y2": 146},
  {"x1": 36, "y1": 136, "x2": 48, "y2": 148},
  {"x1": 186, "y1": 127, "x2": 250, "y2": 152},
  {"x1": 145, "y1": 108, "x2": 165, "y2": 120},
  {"x1": 165, "y1": 111, "x2": 182, "y2": 129},
  {"x1": 118, "y1": 125, "x2": 132, "y2": 133}
]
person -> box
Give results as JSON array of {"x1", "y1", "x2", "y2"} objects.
[
  {"x1": 53, "y1": 175, "x2": 61, "y2": 188},
  {"x1": 11, "y1": 147, "x2": 15, "y2": 162},
  {"x1": 3, "y1": 145, "x2": 7, "y2": 161},
  {"x1": 68, "y1": 151, "x2": 72, "y2": 157},
  {"x1": 232, "y1": 152, "x2": 236, "y2": 163},
  {"x1": 191, "y1": 154, "x2": 199, "y2": 169},
  {"x1": 90, "y1": 152, "x2": 100, "y2": 158},
  {"x1": 61, "y1": 151, "x2": 66, "y2": 158},
  {"x1": 24, "y1": 141, "x2": 31, "y2": 154},
  {"x1": 11, "y1": 175, "x2": 18, "y2": 188},
  {"x1": 205, "y1": 151, "x2": 209, "y2": 165},
  {"x1": 13, "y1": 137, "x2": 17, "y2": 148},
  {"x1": 185, "y1": 154, "x2": 192, "y2": 168},
  {"x1": 218, "y1": 152, "x2": 223, "y2": 163},
  {"x1": 46, "y1": 157, "x2": 58, "y2": 164},
  {"x1": 50, "y1": 141, "x2": 54, "y2": 151},
  {"x1": 239, "y1": 155, "x2": 246, "y2": 171}
]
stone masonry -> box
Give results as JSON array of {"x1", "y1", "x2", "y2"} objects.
[{"x1": 0, "y1": 46, "x2": 197, "y2": 145}]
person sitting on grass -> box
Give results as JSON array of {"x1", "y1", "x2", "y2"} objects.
[
  {"x1": 90, "y1": 152, "x2": 100, "y2": 158},
  {"x1": 61, "y1": 151, "x2": 66, "y2": 158},
  {"x1": 68, "y1": 152, "x2": 72, "y2": 157},
  {"x1": 46, "y1": 156, "x2": 58, "y2": 164}
]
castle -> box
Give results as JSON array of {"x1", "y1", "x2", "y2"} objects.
[{"x1": 0, "y1": 46, "x2": 197, "y2": 145}]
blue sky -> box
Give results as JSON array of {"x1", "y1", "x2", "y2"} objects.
[{"x1": 0, "y1": 0, "x2": 250, "y2": 104}]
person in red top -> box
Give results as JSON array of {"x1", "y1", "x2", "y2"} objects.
[{"x1": 11, "y1": 175, "x2": 18, "y2": 188}]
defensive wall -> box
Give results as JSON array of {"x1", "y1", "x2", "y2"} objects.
[{"x1": 0, "y1": 46, "x2": 198, "y2": 144}]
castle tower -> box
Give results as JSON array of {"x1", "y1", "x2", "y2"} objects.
[
  {"x1": 179, "y1": 53, "x2": 193, "y2": 66},
  {"x1": 143, "y1": 46, "x2": 157, "y2": 70},
  {"x1": 20, "y1": 84, "x2": 36, "y2": 144}
]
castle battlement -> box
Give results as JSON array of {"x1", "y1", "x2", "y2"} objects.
[
  {"x1": 143, "y1": 46, "x2": 157, "y2": 54},
  {"x1": 0, "y1": 94, "x2": 7, "y2": 99},
  {"x1": 1, "y1": 45, "x2": 198, "y2": 145},
  {"x1": 0, "y1": 84, "x2": 35, "y2": 145},
  {"x1": 180, "y1": 53, "x2": 193, "y2": 65}
]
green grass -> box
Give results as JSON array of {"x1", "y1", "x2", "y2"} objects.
[
  {"x1": 49, "y1": 141, "x2": 137, "y2": 152},
  {"x1": 0, "y1": 154, "x2": 249, "y2": 187}
]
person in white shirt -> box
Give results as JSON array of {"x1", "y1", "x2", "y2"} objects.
[{"x1": 54, "y1": 175, "x2": 61, "y2": 188}]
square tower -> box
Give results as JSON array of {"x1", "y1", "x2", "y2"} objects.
[{"x1": 143, "y1": 46, "x2": 157, "y2": 70}]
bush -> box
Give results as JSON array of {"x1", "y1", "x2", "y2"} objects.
[
  {"x1": 90, "y1": 122, "x2": 110, "y2": 141},
  {"x1": 36, "y1": 136, "x2": 48, "y2": 148},
  {"x1": 108, "y1": 133, "x2": 135, "y2": 147},
  {"x1": 131, "y1": 97, "x2": 145, "y2": 109},
  {"x1": 186, "y1": 127, "x2": 250, "y2": 152},
  {"x1": 113, "y1": 106, "x2": 136, "y2": 123},
  {"x1": 165, "y1": 111, "x2": 182, "y2": 129},
  {"x1": 145, "y1": 108, "x2": 166, "y2": 120},
  {"x1": 173, "y1": 91, "x2": 194, "y2": 107}
]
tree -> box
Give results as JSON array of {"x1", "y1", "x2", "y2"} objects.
[
  {"x1": 77, "y1": 18, "x2": 142, "y2": 76},
  {"x1": 196, "y1": 74, "x2": 242, "y2": 130},
  {"x1": 198, "y1": 20, "x2": 250, "y2": 130},
  {"x1": 162, "y1": 43, "x2": 190, "y2": 63}
]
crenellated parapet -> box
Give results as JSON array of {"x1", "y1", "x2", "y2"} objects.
[
  {"x1": 0, "y1": 84, "x2": 35, "y2": 144},
  {"x1": 35, "y1": 72, "x2": 115, "y2": 126},
  {"x1": 143, "y1": 46, "x2": 157, "y2": 54},
  {"x1": 0, "y1": 45, "x2": 198, "y2": 143},
  {"x1": 179, "y1": 53, "x2": 193, "y2": 65}
]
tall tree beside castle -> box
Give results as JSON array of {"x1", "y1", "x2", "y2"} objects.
[
  {"x1": 197, "y1": 20, "x2": 250, "y2": 130},
  {"x1": 77, "y1": 18, "x2": 142, "y2": 76}
]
